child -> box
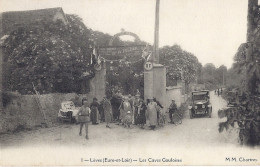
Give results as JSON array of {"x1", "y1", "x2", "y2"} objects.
[{"x1": 124, "y1": 111, "x2": 132, "y2": 128}]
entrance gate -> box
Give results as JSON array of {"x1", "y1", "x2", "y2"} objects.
[{"x1": 98, "y1": 30, "x2": 149, "y2": 97}]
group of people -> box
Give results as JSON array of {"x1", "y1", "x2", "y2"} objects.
[
  {"x1": 76, "y1": 92, "x2": 178, "y2": 140},
  {"x1": 215, "y1": 88, "x2": 223, "y2": 96}
]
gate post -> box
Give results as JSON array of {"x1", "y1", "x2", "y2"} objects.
[{"x1": 0, "y1": 42, "x2": 3, "y2": 111}]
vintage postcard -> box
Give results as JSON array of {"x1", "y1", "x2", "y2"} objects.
[{"x1": 0, "y1": 0, "x2": 260, "y2": 166}]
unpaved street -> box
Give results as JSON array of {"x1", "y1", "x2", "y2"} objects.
[
  {"x1": 1, "y1": 92, "x2": 259, "y2": 166},
  {"x1": 0, "y1": 91, "x2": 237, "y2": 147}
]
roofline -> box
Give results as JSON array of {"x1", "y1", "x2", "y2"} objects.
[
  {"x1": 1, "y1": 7, "x2": 68, "y2": 24},
  {"x1": 2, "y1": 7, "x2": 63, "y2": 14}
]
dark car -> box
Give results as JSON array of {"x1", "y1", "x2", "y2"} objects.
[
  {"x1": 226, "y1": 90, "x2": 238, "y2": 107},
  {"x1": 188, "y1": 90, "x2": 212, "y2": 119}
]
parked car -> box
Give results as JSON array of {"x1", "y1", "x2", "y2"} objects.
[
  {"x1": 188, "y1": 90, "x2": 212, "y2": 119},
  {"x1": 57, "y1": 101, "x2": 80, "y2": 123},
  {"x1": 226, "y1": 90, "x2": 238, "y2": 107}
]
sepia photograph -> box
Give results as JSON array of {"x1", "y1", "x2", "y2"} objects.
[{"x1": 0, "y1": 0, "x2": 260, "y2": 166}]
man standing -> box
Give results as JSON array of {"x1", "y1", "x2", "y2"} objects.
[
  {"x1": 153, "y1": 97, "x2": 163, "y2": 124},
  {"x1": 133, "y1": 94, "x2": 141, "y2": 125},
  {"x1": 77, "y1": 98, "x2": 91, "y2": 140},
  {"x1": 168, "y1": 99, "x2": 177, "y2": 124}
]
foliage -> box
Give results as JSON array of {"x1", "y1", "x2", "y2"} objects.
[
  {"x1": 218, "y1": 3, "x2": 260, "y2": 145},
  {"x1": 105, "y1": 59, "x2": 145, "y2": 98},
  {"x1": 159, "y1": 45, "x2": 202, "y2": 86},
  {"x1": 201, "y1": 63, "x2": 227, "y2": 90},
  {"x1": 218, "y1": 94, "x2": 260, "y2": 145},
  {"x1": 93, "y1": 31, "x2": 147, "y2": 97},
  {"x1": 3, "y1": 14, "x2": 95, "y2": 94}
]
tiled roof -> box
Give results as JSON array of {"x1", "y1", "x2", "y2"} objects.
[{"x1": 0, "y1": 7, "x2": 68, "y2": 36}]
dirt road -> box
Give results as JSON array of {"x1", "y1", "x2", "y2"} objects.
[
  {"x1": 1, "y1": 91, "x2": 259, "y2": 166},
  {"x1": 0, "y1": 91, "x2": 237, "y2": 147}
]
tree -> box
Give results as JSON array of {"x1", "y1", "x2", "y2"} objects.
[
  {"x1": 218, "y1": 0, "x2": 260, "y2": 145},
  {"x1": 3, "y1": 14, "x2": 95, "y2": 94},
  {"x1": 159, "y1": 45, "x2": 201, "y2": 87}
]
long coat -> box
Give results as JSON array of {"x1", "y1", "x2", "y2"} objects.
[
  {"x1": 137, "y1": 103, "x2": 147, "y2": 125},
  {"x1": 147, "y1": 102, "x2": 158, "y2": 126},
  {"x1": 103, "y1": 99, "x2": 112, "y2": 123},
  {"x1": 90, "y1": 101, "x2": 99, "y2": 123},
  {"x1": 119, "y1": 101, "x2": 132, "y2": 122}
]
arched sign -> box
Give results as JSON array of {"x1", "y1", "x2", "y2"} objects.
[
  {"x1": 108, "y1": 31, "x2": 141, "y2": 46},
  {"x1": 98, "y1": 30, "x2": 148, "y2": 62}
]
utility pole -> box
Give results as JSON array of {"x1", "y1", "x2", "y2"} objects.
[
  {"x1": 222, "y1": 69, "x2": 224, "y2": 87},
  {"x1": 153, "y1": 0, "x2": 160, "y2": 64}
]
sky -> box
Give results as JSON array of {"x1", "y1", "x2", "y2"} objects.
[{"x1": 0, "y1": 0, "x2": 248, "y2": 68}]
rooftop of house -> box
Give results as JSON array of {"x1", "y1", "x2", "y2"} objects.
[{"x1": 0, "y1": 7, "x2": 68, "y2": 36}]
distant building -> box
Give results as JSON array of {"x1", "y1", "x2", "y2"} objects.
[{"x1": 0, "y1": 7, "x2": 68, "y2": 37}]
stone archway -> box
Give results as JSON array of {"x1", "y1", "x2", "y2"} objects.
[
  {"x1": 99, "y1": 30, "x2": 148, "y2": 97},
  {"x1": 108, "y1": 31, "x2": 141, "y2": 46}
]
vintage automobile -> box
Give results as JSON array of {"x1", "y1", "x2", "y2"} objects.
[
  {"x1": 226, "y1": 90, "x2": 238, "y2": 107},
  {"x1": 188, "y1": 90, "x2": 212, "y2": 119},
  {"x1": 57, "y1": 101, "x2": 80, "y2": 123}
]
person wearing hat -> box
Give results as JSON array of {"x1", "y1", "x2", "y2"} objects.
[
  {"x1": 133, "y1": 93, "x2": 141, "y2": 125},
  {"x1": 90, "y1": 97, "x2": 100, "y2": 125},
  {"x1": 168, "y1": 99, "x2": 177, "y2": 124},
  {"x1": 137, "y1": 99, "x2": 147, "y2": 129},
  {"x1": 77, "y1": 98, "x2": 91, "y2": 140},
  {"x1": 119, "y1": 96, "x2": 132, "y2": 125}
]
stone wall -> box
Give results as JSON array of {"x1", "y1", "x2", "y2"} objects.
[
  {"x1": 166, "y1": 86, "x2": 183, "y2": 108},
  {"x1": 0, "y1": 93, "x2": 91, "y2": 133}
]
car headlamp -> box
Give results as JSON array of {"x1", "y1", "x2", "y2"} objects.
[
  {"x1": 202, "y1": 105, "x2": 205, "y2": 108},
  {"x1": 188, "y1": 106, "x2": 192, "y2": 109},
  {"x1": 195, "y1": 106, "x2": 198, "y2": 109}
]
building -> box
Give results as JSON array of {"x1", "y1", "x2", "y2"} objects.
[
  {"x1": 0, "y1": 7, "x2": 68, "y2": 37},
  {"x1": 0, "y1": 7, "x2": 68, "y2": 110}
]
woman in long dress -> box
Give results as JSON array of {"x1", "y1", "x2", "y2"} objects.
[
  {"x1": 90, "y1": 97, "x2": 99, "y2": 125},
  {"x1": 103, "y1": 97, "x2": 112, "y2": 128},
  {"x1": 137, "y1": 100, "x2": 147, "y2": 129},
  {"x1": 146, "y1": 99, "x2": 158, "y2": 130},
  {"x1": 77, "y1": 98, "x2": 91, "y2": 140},
  {"x1": 119, "y1": 97, "x2": 132, "y2": 125}
]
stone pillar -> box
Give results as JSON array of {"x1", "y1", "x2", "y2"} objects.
[
  {"x1": 144, "y1": 63, "x2": 166, "y2": 106},
  {"x1": 144, "y1": 70, "x2": 154, "y2": 100},
  {"x1": 0, "y1": 46, "x2": 3, "y2": 111},
  {"x1": 90, "y1": 62, "x2": 106, "y2": 101},
  {"x1": 153, "y1": 64, "x2": 166, "y2": 106}
]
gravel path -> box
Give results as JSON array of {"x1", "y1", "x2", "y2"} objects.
[{"x1": 1, "y1": 91, "x2": 259, "y2": 166}]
